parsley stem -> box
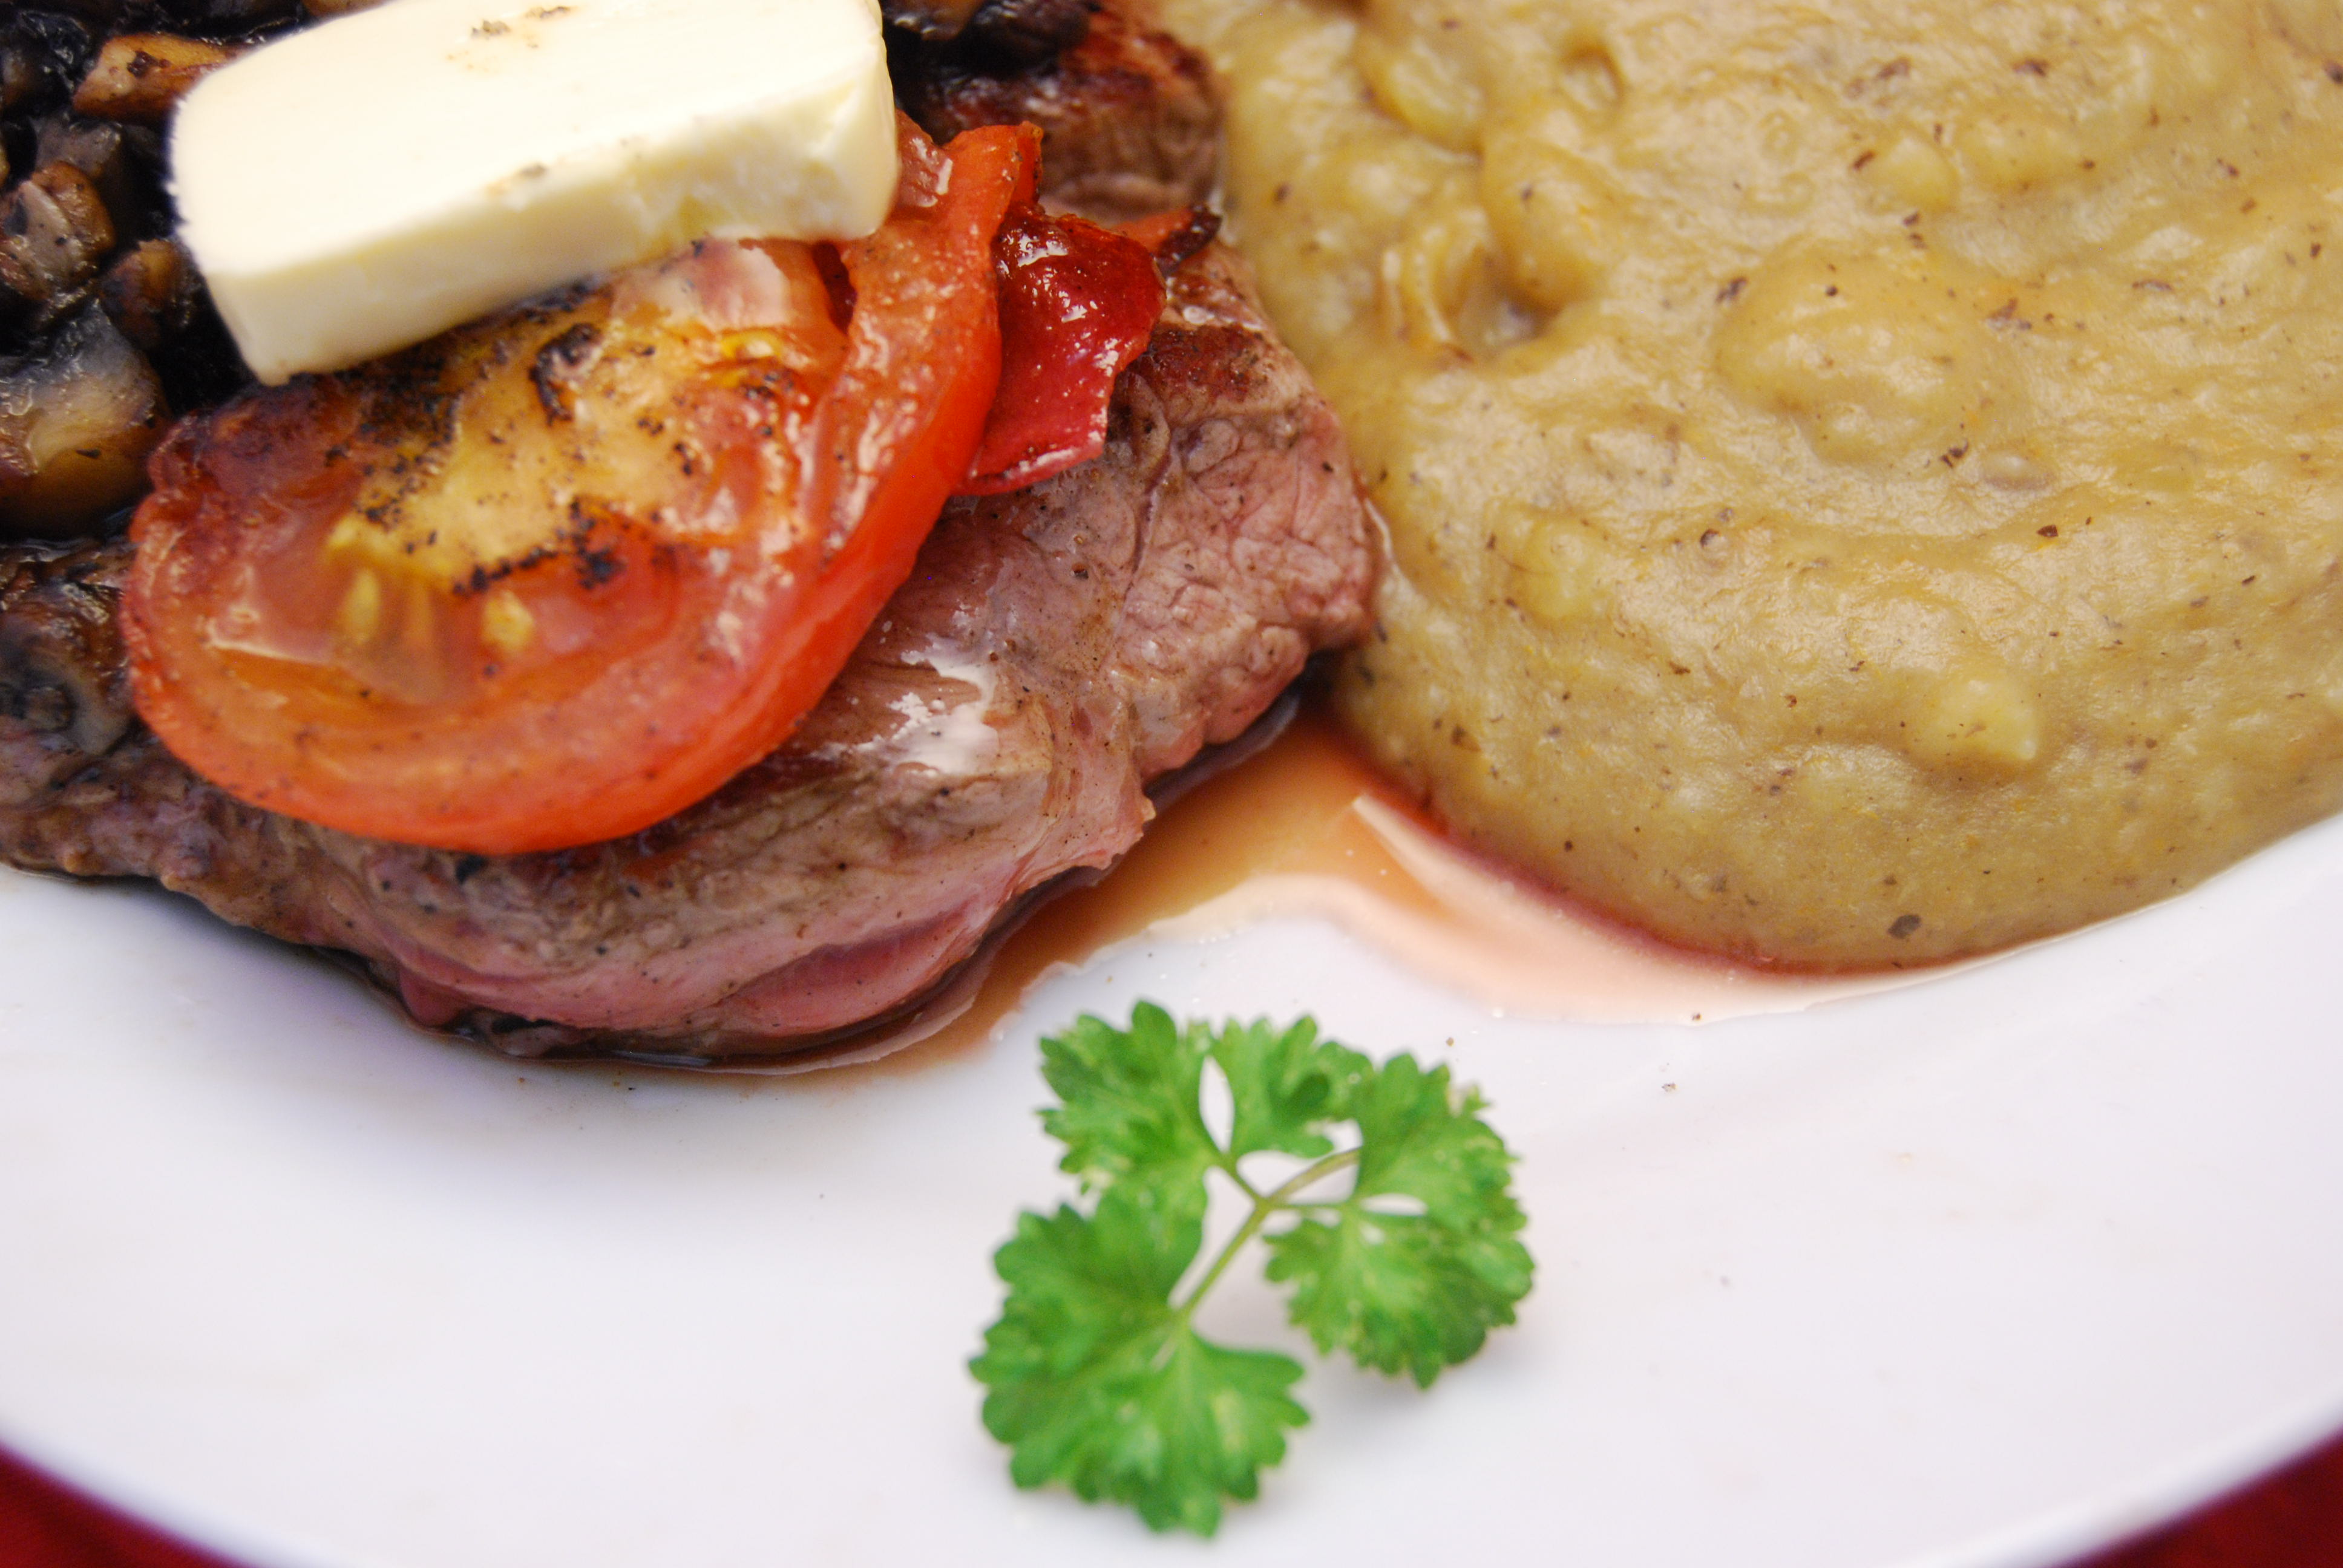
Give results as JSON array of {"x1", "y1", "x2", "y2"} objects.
[{"x1": 1174, "y1": 1146, "x2": 1362, "y2": 1320}]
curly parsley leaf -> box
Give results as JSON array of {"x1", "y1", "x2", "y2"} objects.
[
  {"x1": 1209, "y1": 1014, "x2": 1368, "y2": 1163},
  {"x1": 975, "y1": 1008, "x2": 1533, "y2": 1535},
  {"x1": 971, "y1": 1186, "x2": 1308, "y2": 1536},
  {"x1": 1039, "y1": 1001, "x2": 1217, "y2": 1217},
  {"x1": 1265, "y1": 1056, "x2": 1533, "y2": 1386}
]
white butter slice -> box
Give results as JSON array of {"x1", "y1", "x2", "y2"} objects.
[{"x1": 172, "y1": 0, "x2": 898, "y2": 383}]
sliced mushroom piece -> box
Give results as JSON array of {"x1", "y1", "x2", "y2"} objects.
[
  {"x1": 882, "y1": 0, "x2": 989, "y2": 42},
  {"x1": 0, "y1": 540, "x2": 137, "y2": 794},
  {"x1": 958, "y1": 0, "x2": 1092, "y2": 65},
  {"x1": 34, "y1": 114, "x2": 163, "y2": 242},
  {"x1": 0, "y1": 48, "x2": 35, "y2": 118},
  {"x1": 98, "y1": 236, "x2": 201, "y2": 350},
  {"x1": 0, "y1": 303, "x2": 166, "y2": 536},
  {"x1": 31, "y1": 114, "x2": 121, "y2": 179},
  {"x1": 157, "y1": 0, "x2": 306, "y2": 34},
  {"x1": 0, "y1": 163, "x2": 116, "y2": 333},
  {"x1": 1, "y1": 50, "x2": 31, "y2": 117},
  {"x1": 70, "y1": 33, "x2": 242, "y2": 125},
  {"x1": 0, "y1": 13, "x2": 94, "y2": 119}
]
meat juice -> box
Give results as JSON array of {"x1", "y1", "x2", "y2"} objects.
[{"x1": 830, "y1": 708, "x2": 1947, "y2": 1079}]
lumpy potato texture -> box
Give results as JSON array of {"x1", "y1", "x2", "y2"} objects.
[{"x1": 1161, "y1": 0, "x2": 2343, "y2": 964}]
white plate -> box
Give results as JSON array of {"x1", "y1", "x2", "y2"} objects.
[{"x1": 3, "y1": 807, "x2": 2343, "y2": 1568}]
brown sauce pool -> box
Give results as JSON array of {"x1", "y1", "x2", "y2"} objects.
[{"x1": 813, "y1": 707, "x2": 1955, "y2": 1080}]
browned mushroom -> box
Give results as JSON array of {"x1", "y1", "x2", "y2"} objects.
[
  {"x1": 966, "y1": 0, "x2": 1093, "y2": 62},
  {"x1": 97, "y1": 237, "x2": 201, "y2": 351},
  {"x1": 0, "y1": 48, "x2": 36, "y2": 119},
  {"x1": 70, "y1": 34, "x2": 242, "y2": 126},
  {"x1": 883, "y1": 0, "x2": 994, "y2": 41},
  {"x1": 888, "y1": 0, "x2": 1093, "y2": 70},
  {"x1": 0, "y1": 303, "x2": 166, "y2": 535},
  {"x1": 1, "y1": 13, "x2": 93, "y2": 122},
  {"x1": 0, "y1": 163, "x2": 116, "y2": 332},
  {"x1": 33, "y1": 115, "x2": 162, "y2": 244}
]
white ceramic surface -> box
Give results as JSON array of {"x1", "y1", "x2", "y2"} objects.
[{"x1": 3, "y1": 810, "x2": 2342, "y2": 1568}]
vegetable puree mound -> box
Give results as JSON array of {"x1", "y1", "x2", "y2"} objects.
[{"x1": 1161, "y1": 0, "x2": 2343, "y2": 965}]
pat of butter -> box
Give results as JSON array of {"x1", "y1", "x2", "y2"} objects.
[{"x1": 172, "y1": 0, "x2": 897, "y2": 383}]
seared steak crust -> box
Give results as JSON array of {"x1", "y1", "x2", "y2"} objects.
[
  {"x1": 894, "y1": 0, "x2": 1221, "y2": 224},
  {"x1": 0, "y1": 247, "x2": 1374, "y2": 1061}
]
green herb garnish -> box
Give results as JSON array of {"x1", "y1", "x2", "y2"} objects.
[{"x1": 971, "y1": 1004, "x2": 1534, "y2": 1535}]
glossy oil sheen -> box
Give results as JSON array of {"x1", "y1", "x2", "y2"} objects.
[{"x1": 832, "y1": 708, "x2": 1932, "y2": 1080}]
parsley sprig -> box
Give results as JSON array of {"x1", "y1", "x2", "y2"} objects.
[{"x1": 971, "y1": 1004, "x2": 1533, "y2": 1535}]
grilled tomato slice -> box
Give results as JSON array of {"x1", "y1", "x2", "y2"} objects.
[
  {"x1": 124, "y1": 120, "x2": 1035, "y2": 853},
  {"x1": 962, "y1": 203, "x2": 1164, "y2": 495}
]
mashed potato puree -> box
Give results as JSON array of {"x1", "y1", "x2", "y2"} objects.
[{"x1": 1161, "y1": 0, "x2": 2343, "y2": 964}]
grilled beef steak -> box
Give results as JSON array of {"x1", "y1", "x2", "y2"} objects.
[
  {"x1": 0, "y1": 244, "x2": 1374, "y2": 1061},
  {"x1": 0, "y1": 0, "x2": 1367, "y2": 1061},
  {"x1": 893, "y1": 0, "x2": 1220, "y2": 225}
]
